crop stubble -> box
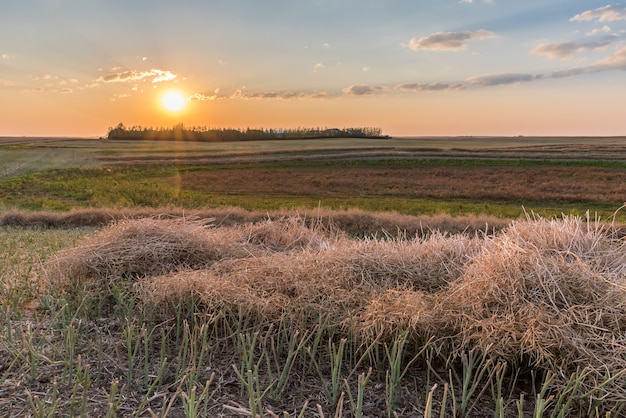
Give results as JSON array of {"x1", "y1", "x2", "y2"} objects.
[{"x1": 179, "y1": 164, "x2": 626, "y2": 204}]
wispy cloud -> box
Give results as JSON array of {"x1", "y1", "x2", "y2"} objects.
[
  {"x1": 395, "y1": 82, "x2": 465, "y2": 92},
  {"x1": 404, "y1": 29, "x2": 496, "y2": 51},
  {"x1": 110, "y1": 93, "x2": 132, "y2": 101},
  {"x1": 188, "y1": 89, "x2": 223, "y2": 101},
  {"x1": 0, "y1": 79, "x2": 15, "y2": 87},
  {"x1": 22, "y1": 87, "x2": 45, "y2": 94},
  {"x1": 587, "y1": 25, "x2": 612, "y2": 36},
  {"x1": 551, "y1": 45, "x2": 626, "y2": 78},
  {"x1": 98, "y1": 68, "x2": 176, "y2": 83},
  {"x1": 313, "y1": 62, "x2": 325, "y2": 72},
  {"x1": 1, "y1": 53, "x2": 14, "y2": 60},
  {"x1": 209, "y1": 82, "x2": 464, "y2": 100},
  {"x1": 32, "y1": 74, "x2": 58, "y2": 81},
  {"x1": 466, "y1": 43, "x2": 626, "y2": 86},
  {"x1": 571, "y1": 5, "x2": 626, "y2": 22},
  {"x1": 531, "y1": 35, "x2": 619, "y2": 60},
  {"x1": 465, "y1": 73, "x2": 535, "y2": 86},
  {"x1": 230, "y1": 89, "x2": 331, "y2": 100}
]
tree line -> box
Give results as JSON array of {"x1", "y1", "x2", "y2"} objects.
[{"x1": 106, "y1": 123, "x2": 388, "y2": 141}]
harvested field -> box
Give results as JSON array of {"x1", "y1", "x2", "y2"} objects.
[
  {"x1": 179, "y1": 164, "x2": 626, "y2": 204},
  {"x1": 3, "y1": 212, "x2": 621, "y2": 416},
  {"x1": 3, "y1": 136, "x2": 626, "y2": 416},
  {"x1": 2, "y1": 137, "x2": 626, "y2": 220}
]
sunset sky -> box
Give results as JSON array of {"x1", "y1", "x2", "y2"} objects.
[{"x1": 1, "y1": 1, "x2": 625, "y2": 137}]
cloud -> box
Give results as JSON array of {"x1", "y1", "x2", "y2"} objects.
[
  {"x1": 151, "y1": 69, "x2": 177, "y2": 83},
  {"x1": 460, "y1": 0, "x2": 494, "y2": 3},
  {"x1": 587, "y1": 25, "x2": 612, "y2": 36},
  {"x1": 395, "y1": 82, "x2": 465, "y2": 92},
  {"x1": 313, "y1": 62, "x2": 325, "y2": 72},
  {"x1": 571, "y1": 5, "x2": 626, "y2": 22},
  {"x1": 404, "y1": 29, "x2": 496, "y2": 51},
  {"x1": 551, "y1": 45, "x2": 626, "y2": 78},
  {"x1": 229, "y1": 89, "x2": 331, "y2": 100},
  {"x1": 0, "y1": 79, "x2": 15, "y2": 87},
  {"x1": 1, "y1": 53, "x2": 14, "y2": 60},
  {"x1": 58, "y1": 79, "x2": 79, "y2": 86},
  {"x1": 342, "y1": 84, "x2": 377, "y2": 95},
  {"x1": 465, "y1": 73, "x2": 535, "y2": 86},
  {"x1": 110, "y1": 93, "x2": 131, "y2": 101},
  {"x1": 98, "y1": 68, "x2": 176, "y2": 83},
  {"x1": 595, "y1": 44, "x2": 626, "y2": 67},
  {"x1": 189, "y1": 89, "x2": 223, "y2": 101},
  {"x1": 189, "y1": 93, "x2": 217, "y2": 101},
  {"x1": 31, "y1": 74, "x2": 58, "y2": 81},
  {"x1": 531, "y1": 36, "x2": 618, "y2": 60}
]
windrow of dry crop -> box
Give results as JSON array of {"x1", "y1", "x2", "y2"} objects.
[
  {"x1": 42, "y1": 212, "x2": 626, "y2": 413},
  {"x1": 0, "y1": 206, "x2": 511, "y2": 237}
]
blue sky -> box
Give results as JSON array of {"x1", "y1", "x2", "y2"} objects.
[{"x1": 1, "y1": 1, "x2": 625, "y2": 136}]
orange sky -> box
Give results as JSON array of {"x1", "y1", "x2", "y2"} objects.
[{"x1": 1, "y1": 1, "x2": 626, "y2": 137}]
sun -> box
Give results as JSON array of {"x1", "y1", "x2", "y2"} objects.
[{"x1": 162, "y1": 91, "x2": 187, "y2": 112}]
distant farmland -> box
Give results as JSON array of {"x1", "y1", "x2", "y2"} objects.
[{"x1": 1, "y1": 135, "x2": 626, "y2": 219}]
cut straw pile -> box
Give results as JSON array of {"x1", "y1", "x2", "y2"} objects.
[{"x1": 46, "y1": 213, "x2": 626, "y2": 405}]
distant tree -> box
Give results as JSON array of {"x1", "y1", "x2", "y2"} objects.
[{"x1": 106, "y1": 123, "x2": 386, "y2": 141}]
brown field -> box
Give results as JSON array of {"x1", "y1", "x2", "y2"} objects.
[{"x1": 179, "y1": 165, "x2": 626, "y2": 205}]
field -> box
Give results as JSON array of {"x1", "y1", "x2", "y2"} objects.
[
  {"x1": 2, "y1": 136, "x2": 626, "y2": 417},
  {"x1": 2, "y1": 136, "x2": 626, "y2": 219}
]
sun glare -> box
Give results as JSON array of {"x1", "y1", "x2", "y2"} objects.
[{"x1": 162, "y1": 92, "x2": 186, "y2": 112}]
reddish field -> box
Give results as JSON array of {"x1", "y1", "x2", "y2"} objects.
[{"x1": 180, "y1": 164, "x2": 626, "y2": 204}]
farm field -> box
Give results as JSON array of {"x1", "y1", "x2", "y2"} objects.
[
  {"x1": 2, "y1": 136, "x2": 626, "y2": 416},
  {"x1": 1, "y1": 136, "x2": 626, "y2": 220}
]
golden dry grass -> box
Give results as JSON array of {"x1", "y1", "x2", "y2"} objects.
[{"x1": 44, "y1": 211, "x2": 626, "y2": 409}]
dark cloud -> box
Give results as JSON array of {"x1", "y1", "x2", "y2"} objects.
[
  {"x1": 405, "y1": 30, "x2": 496, "y2": 51},
  {"x1": 229, "y1": 89, "x2": 331, "y2": 100},
  {"x1": 395, "y1": 82, "x2": 465, "y2": 92},
  {"x1": 342, "y1": 84, "x2": 377, "y2": 95}
]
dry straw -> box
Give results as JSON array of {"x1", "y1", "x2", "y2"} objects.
[
  {"x1": 423, "y1": 215, "x2": 626, "y2": 403},
  {"x1": 1, "y1": 207, "x2": 511, "y2": 237},
  {"x1": 46, "y1": 211, "x2": 626, "y2": 406},
  {"x1": 45, "y1": 216, "x2": 331, "y2": 288},
  {"x1": 138, "y1": 231, "x2": 480, "y2": 327}
]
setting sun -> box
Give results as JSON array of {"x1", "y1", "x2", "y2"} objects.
[{"x1": 162, "y1": 92, "x2": 186, "y2": 112}]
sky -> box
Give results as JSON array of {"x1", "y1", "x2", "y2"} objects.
[{"x1": 1, "y1": 0, "x2": 625, "y2": 137}]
